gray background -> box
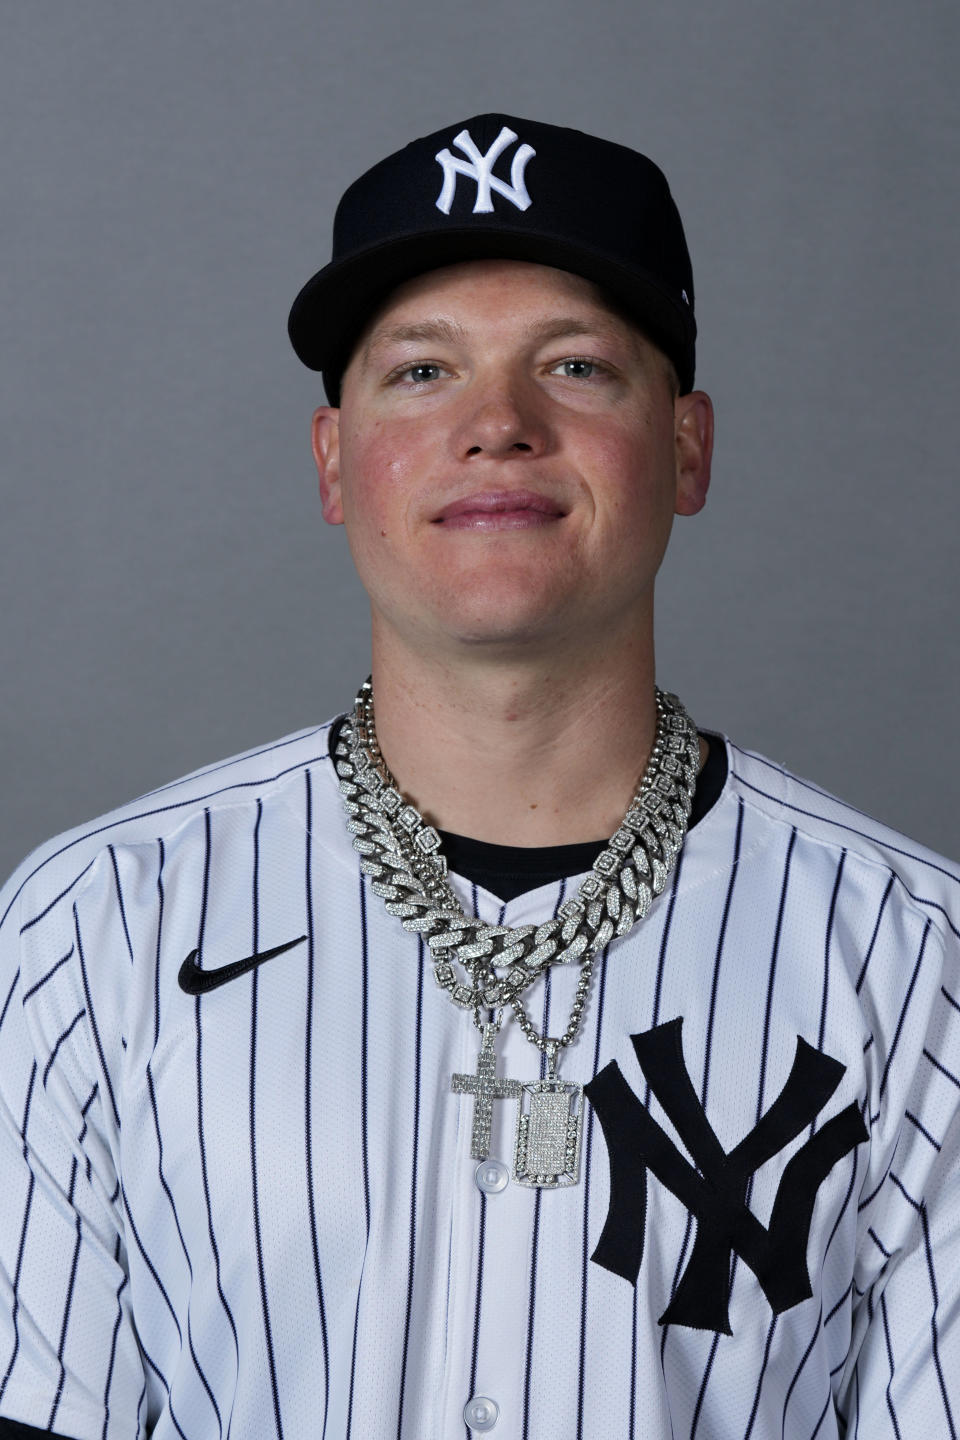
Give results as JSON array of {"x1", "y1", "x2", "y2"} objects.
[{"x1": 2, "y1": 0, "x2": 958, "y2": 881}]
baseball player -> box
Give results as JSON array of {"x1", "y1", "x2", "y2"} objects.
[{"x1": 1, "y1": 114, "x2": 958, "y2": 1440}]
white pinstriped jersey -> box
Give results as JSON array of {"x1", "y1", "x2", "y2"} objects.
[{"x1": 1, "y1": 720, "x2": 958, "y2": 1440}]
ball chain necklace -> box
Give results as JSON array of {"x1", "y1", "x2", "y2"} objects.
[{"x1": 334, "y1": 677, "x2": 700, "y2": 1189}]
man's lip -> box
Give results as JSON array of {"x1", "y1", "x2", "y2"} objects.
[{"x1": 433, "y1": 490, "x2": 566, "y2": 523}]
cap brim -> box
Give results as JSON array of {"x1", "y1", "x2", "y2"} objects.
[{"x1": 287, "y1": 226, "x2": 696, "y2": 396}]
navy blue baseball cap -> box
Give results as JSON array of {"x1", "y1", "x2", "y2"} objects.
[{"x1": 288, "y1": 113, "x2": 697, "y2": 403}]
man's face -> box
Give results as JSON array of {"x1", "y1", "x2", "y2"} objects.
[{"x1": 312, "y1": 259, "x2": 712, "y2": 661}]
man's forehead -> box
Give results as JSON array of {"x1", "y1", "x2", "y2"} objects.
[{"x1": 356, "y1": 259, "x2": 644, "y2": 359}]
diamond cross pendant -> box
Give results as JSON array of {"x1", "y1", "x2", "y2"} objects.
[{"x1": 451, "y1": 1024, "x2": 522, "y2": 1160}]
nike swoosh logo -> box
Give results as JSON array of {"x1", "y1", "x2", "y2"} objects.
[{"x1": 178, "y1": 935, "x2": 308, "y2": 995}]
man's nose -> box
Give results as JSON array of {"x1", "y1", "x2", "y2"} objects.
[{"x1": 455, "y1": 372, "x2": 550, "y2": 459}]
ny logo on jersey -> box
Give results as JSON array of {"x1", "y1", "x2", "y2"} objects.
[
  {"x1": 584, "y1": 1019, "x2": 867, "y2": 1334},
  {"x1": 435, "y1": 126, "x2": 536, "y2": 215}
]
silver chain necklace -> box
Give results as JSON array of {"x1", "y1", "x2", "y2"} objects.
[{"x1": 334, "y1": 677, "x2": 700, "y2": 1188}]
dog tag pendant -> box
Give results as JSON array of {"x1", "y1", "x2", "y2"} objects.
[{"x1": 513, "y1": 1041, "x2": 583, "y2": 1188}]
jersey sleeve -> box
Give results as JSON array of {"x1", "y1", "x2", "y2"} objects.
[
  {"x1": 0, "y1": 868, "x2": 145, "y2": 1440},
  {"x1": 837, "y1": 917, "x2": 960, "y2": 1434}
]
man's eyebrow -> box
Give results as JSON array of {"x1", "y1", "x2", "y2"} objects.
[
  {"x1": 362, "y1": 319, "x2": 467, "y2": 363},
  {"x1": 362, "y1": 312, "x2": 626, "y2": 365},
  {"x1": 519, "y1": 315, "x2": 623, "y2": 344}
]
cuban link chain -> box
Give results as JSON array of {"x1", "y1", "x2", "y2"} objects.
[{"x1": 334, "y1": 678, "x2": 700, "y2": 1187}]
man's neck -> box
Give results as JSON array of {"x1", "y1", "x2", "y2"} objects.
[{"x1": 366, "y1": 626, "x2": 683, "y2": 848}]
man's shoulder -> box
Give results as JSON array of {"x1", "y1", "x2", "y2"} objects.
[
  {"x1": 1, "y1": 719, "x2": 341, "y2": 935},
  {"x1": 720, "y1": 735, "x2": 960, "y2": 938}
]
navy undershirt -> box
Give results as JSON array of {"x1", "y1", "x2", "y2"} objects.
[{"x1": 329, "y1": 719, "x2": 727, "y2": 902}]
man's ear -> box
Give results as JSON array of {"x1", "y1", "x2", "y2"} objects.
[
  {"x1": 673, "y1": 390, "x2": 714, "y2": 517},
  {"x1": 312, "y1": 406, "x2": 343, "y2": 525}
]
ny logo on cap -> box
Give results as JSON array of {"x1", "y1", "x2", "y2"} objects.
[{"x1": 435, "y1": 126, "x2": 536, "y2": 216}]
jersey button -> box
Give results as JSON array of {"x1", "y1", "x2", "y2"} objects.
[
  {"x1": 475, "y1": 1159, "x2": 509, "y2": 1194},
  {"x1": 463, "y1": 1395, "x2": 500, "y2": 1431}
]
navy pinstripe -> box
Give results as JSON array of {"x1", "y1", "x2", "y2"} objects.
[
  {"x1": 879, "y1": 919, "x2": 932, "y2": 1099},
  {"x1": 576, "y1": 944, "x2": 610, "y2": 1440},
  {"x1": 0, "y1": 1064, "x2": 37, "y2": 1409},
  {"x1": 521, "y1": 883, "x2": 565, "y2": 1440},
  {"x1": 249, "y1": 800, "x2": 284, "y2": 1440},
  {"x1": 193, "y1": 813, "x2": 239, "y2": 1431},
  {"x1": 818, "y1": 853, "x2": 847, "y2": 1057},
  {"x1": 302, "y1": 768, "x2": 330, "y2": 1440},
  {"x1": 345, "y1": 872, "x2": 372, "y2": 1440},
  {"x1": 396, "y1": 937, "x2": 426, "y2": 1440}
]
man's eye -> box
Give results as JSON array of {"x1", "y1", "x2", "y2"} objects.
[
  {"x1": 553, "y1": 357, "x2": 598, "y2": 379},
  {"x1": 402, "y1": 363, "x2": 444, "y2": 384}
]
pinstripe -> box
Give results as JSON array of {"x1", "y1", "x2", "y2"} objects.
[
  {"x1": 464, "y1": 897, "x2": 504, "y2": 1440},
  {"x1": 818, "y1": 852, "x2": 847, "y2": 1056},
  {"x1": 43, "y1": 1009, "x2": 86, "y2": 1086},
  {"x1": 742, "y1": 1314, "x2": 778, "y2": 1440},
  {"x1": 119, "y1": 1180, "x2": 183, "y2": 1343},
  {"x1": 782, "y1": 1303, "x2": 823, "y2": 1435},
  {"x1": 701, "y1": 798, "x2": 745, "y2": 1109},
  {"x1": 691, "y1": 1332, "x2": 722, "y2": 1440},
  {"x1": 108, "y1": 846, "x2": 134, "y2": 965},
  {"x1": 144, "y1": 1064, "x2": 222, "y2": 1431},
  {"x1": 194, "y1": 812, "x2": 239, "y2": 1431},
  {"x1": 74, "y1": 903, "x2": 120, "y2": 1130},
  {"x1": 905, "y1": 1110, "x2": 941, "y2": 1150},
  {"x1": 943, "y1": 985, "x2": 960, "y2": 1016},
  {"x1": 47, "y1": 1158, "x2": 83, "y2": 1432},
  {"x1": 642, "y1": 854, "x2": 685, "y2": 1427},
  {"x1": 880, "y1": 1293, "x2": 903, "y2": 1440},
  {"x1": 821, "y1": 1149, "x2": 862, "y2": 1293},
  {"x1": 824, "y1": 1281, "x2": 853, "y2": 1328},
  {"x1": 79, "y1": 1080, "x2": 98, "y2": 1181},
  {"x1": 0, "y1": 1063, "x2": 38, "y2": 1405},
  {"x1": 808, "y1": 1390, "x2": 831, "y2": 1438},
  {"x1": 868, "y1": 1228, "x2": 892, "y2": 1259},
  {"x1": 0, "y1": 969, "x2": 17, "y2": 1036},
  {"x1": 21, "y1": 946, "x2": 74, "y2": 1003},
  {"x1": 137, "y1": 1340, "x2": 189, "y2": 1440},
  {"x1": 919, "y1": 1200, "x2": 958, "y2": 1438},
  {"x1": 249, "y1": 801, "x2": 284, "y2": 1440},
  {"x1": 396, "y1": 937, "x2": 426, "y2": 1440},
  {"x1": 521, "y1": 962, "x2": 553, "y2": 1440},
  {"x1": 879, "y1": 917, "x2": 933, "y2": 1099},
  {"x1": 857, "y1": 1151, "x2": 895, "y2": 1213},
  {"x1": 855, "y1": 876, "x2": 894, "y2": 994},
  {"x1": 346, "y1": 871, "x2": 372, "y2": 1440},
  {"x1": 102, "y1": 1272, "x2": 129, "y2": 1440},
  {"x1": 522, "y1": 882, "x2": 564, "y2": 1440},
  {"x1": 924, "y1": 1047, "x2": 960, "y2": 1089},
  {"x1": 757, "y1": 828, "x2": 797, "y2": 1119},
  {"x1": 576, "y1": 944, "x2": 611, "y2": 1440},
  {"x1": 466, "y1": 1196, "x2": 488, "y2": 1440},
  {"x1": 17, "y1": 858, "x2": 99, "y2": 933},
  {"x1": 645, "y1": 852, "x2": 685, "y2": 1108},
  {"x1": 154, "y1": 839, "x2": 165, "y2": 1048},
  {"x1": 302, "y1": 769, "x2": 330, "y2": 1439}
]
